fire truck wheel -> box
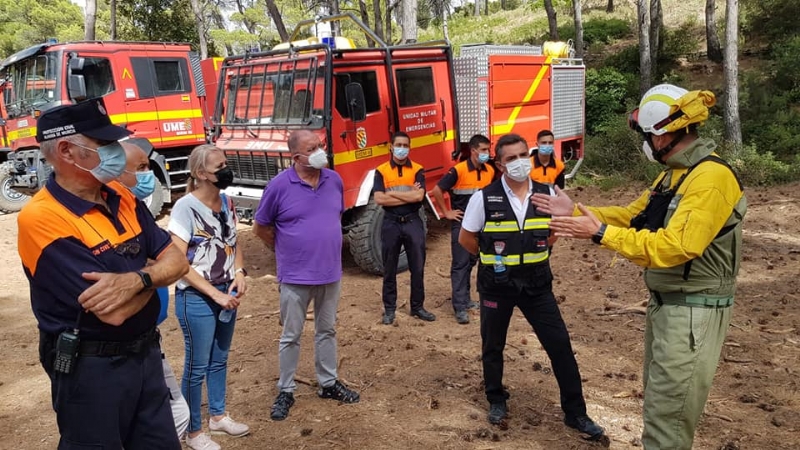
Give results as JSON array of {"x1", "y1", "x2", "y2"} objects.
[
  {"x1": 142, "y1": 177, "x2": 165, "y2": 218},
  {"x1": 348, "y1": 199, "x2": 427, "y2": 275},
  {"x1": 0, "y1": 170, "x2": 30, "y2": 213}
]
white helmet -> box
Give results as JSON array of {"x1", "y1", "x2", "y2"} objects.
[{"x1": 637, "y1": 84, "x2": 689, "y2": 135}]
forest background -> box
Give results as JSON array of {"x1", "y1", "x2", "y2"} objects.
[{"x1": 0, "y1": 0, "x2": 797, "y2": 188}]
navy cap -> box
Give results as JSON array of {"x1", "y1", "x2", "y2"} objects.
[{"x1": 35, "y1": 98, "x2": 132, "y2": 143}]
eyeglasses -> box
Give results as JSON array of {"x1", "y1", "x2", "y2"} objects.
[{"x1": 114, "y1": 241, "x2": 141, "y2": 257}]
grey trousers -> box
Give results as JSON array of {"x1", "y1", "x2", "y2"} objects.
[{"x1": 277, "y1": 281, "x2": 341, "y2": 392}]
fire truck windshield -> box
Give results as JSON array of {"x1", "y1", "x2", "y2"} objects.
[
  {"x1": 2, "y1": 52, "x2": 58, "y2": 118},
  {"x1": 220, "y1": 54, "x2": 325, "y2": 129}
]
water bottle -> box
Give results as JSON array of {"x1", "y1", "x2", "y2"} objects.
[
  {"x1": 493, "y1": 255, "x2": 506, "y2": 273},
  {"x1": 219, "y1": 290, "x2": 237, "y2": 323}
]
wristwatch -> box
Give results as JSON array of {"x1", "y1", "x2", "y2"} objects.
[
  {"x1": 137, "y1": 270, "x2": 153, "y2": 290},
  {"x1": 592, "y1": 224, "x2": 607, "y2": 245},
  {"x1": 235, "y1": 267, "x2": 248, "y2": 277}
]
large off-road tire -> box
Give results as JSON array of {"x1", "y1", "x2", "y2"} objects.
[
  {"x1": 347, "y1": 199, "x2": 427, "y2": 275},
  {"x1": 142, "y1": 177, "x2": 166, "y2": 218},
  {"x1": 0, "y1": 170, "x2": 31, "y2": 213}
]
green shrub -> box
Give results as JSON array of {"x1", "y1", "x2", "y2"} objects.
[
  {"x1": 773, "y1": 34, "x2": 800, "y2": 100},
  {"x1": 739, "y1": 73, "x2": 800, "y2": 161},
  {"x1": 584, "y1": 18, "x2": 632, "y2": 44},
  {"x1": 716, "y1": 143, "x2": 798, "y2": 186},
  {"x1": 585, "y1": 67, "x2": 633, "y2": 134}
]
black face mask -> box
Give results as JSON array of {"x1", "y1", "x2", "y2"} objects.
[{"x1": 212, "y1": 167, "x2": 234, "y2": 190}]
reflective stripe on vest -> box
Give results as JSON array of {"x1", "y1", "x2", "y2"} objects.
[
  {"x1": 484, "y1": 218, "x2": 550, "y2": 232},
  {"x1": 452, "y1": 188, "x2": 478, "y2": 195},
  {"x1": 479, "y1": 251, "x2": 548, "y2": 266}
]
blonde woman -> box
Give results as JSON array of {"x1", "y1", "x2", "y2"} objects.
[{"x1": 168, "y1": 144, "x2": 249, "y2": 450}]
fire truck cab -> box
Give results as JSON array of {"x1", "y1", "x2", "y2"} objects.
[
  {"x1": 213, "y1": 14, "x2": 585, "y2": 274},
  {"x1": 0, "y1": 41, "x2": 210, "y2": 215},
  {"x1": 214, "y1": 16, "x2": 458, "y2": 274}
]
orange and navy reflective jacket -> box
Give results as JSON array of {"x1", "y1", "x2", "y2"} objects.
[
  {"x1": 17, "y1": 176, "x2": 172, "y2": 340},
  {"x1": 437, "y1": 159, "x2": 495, "y2": 211},
  {"x1": 373, "y1": 158, "x2": 426, "y2": 216},
  {"x1": 530, "y1": 152, "x2": 565, "y2": 188}
]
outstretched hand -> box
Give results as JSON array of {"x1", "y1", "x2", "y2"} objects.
[
  {"x1": 548, "y1": 203, "x2": 603, "y2": 239},
  {"x1": 531, "y1": 185, "x2": 575, "y2": 216}
]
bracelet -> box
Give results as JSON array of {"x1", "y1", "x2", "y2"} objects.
[{"x1": 235, "y1": 267, "x2": 248, "y2": 277}]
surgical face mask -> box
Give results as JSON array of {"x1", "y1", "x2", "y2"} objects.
[
  {"x1": 538, "y1": 144, "x2": 554, "y2": 156},
  {"x1": 392, "y1": 146, "x2": 409, "y2": 160},
  {"x1": 477, "y1": 152, "x2": 490, "y2": 164},
  {"x1": 72, "y1": 141, "x2": 127, "y2": 183},
  {"x1": 307, "y1": 148, "x2": 328, "y2": 169},
  {"x1": 642, "y1": 141, "x2": 656, "y2": 162},
  {"x1": 504, "y1": 157, "x2": 531, "y2": 182},
  {"x1": 212, "y1": 166, "x2": 234, "y2": 190},
  {"x1": 127, "y1": 170, "x2": 156, "y2": 200}
]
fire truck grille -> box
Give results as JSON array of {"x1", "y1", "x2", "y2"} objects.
[{"x1": 226, "y1": 153, "x2": 290, "y2": 184}]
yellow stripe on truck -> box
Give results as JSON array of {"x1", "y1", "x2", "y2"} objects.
[
  {"x1": 8, "y1": 127, "x2": 35, "y2": 141},
  {"x1": 491, "y1": 56, "x2": 552, "y2": 136},
  {"x1": 108, "y1": 108, "x2": 204, "y2": 123},
  {"x1": 332, "y1": 129, "x2": 455, "y2": 166}
]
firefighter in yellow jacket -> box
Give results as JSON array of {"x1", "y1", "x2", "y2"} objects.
[
  {"x1": 431, "y1": 134, "x2": 495, "y2": 324},
  {"x1": 373, "y1": 131, "x2": 435, "y2": 325},
  {"x1": 533, "y1": 84, "x2": 746, "y2": 450}
]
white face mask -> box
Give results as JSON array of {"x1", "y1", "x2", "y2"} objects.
[
  {"x1": 642, "y1": 141, "x2": 656, "y2": 162},
  {"x1": 504, "y1": 158, "x2": 531, "y2": 182},
  {"x1": 306, "y1": 148, "x2": 328, "y2": 169}
]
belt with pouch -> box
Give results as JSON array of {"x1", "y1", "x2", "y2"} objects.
[{"x1": 651, "y1": 291, "x2": 733, "y2": 308}]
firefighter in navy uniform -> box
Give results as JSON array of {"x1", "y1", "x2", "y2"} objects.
[
  {"x1": 431, "y1": 134, "x2": 495, "y2": 324},
  {"x1": 459, "y1": 133, "x2": 603, "y2": 439},
  {"x1": 373, "y1": 131, "x2": 436, "y2": 325}
]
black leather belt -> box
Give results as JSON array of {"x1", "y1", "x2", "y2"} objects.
[
  {"x1": 41, "y1": 328, "x2": 160, "y2": 358},
  {"x1": 385, "y1": 212, "x2": 417, "y2": 223}
]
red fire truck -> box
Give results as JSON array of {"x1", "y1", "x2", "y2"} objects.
[
  {"x1": 212, "y1": 14, "x2": 586, "y2": 273},
  {"x1": 0, "y1": 41, "x2": 218, "y2": 215}
]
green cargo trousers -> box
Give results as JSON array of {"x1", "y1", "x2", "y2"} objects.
[{"x1": 642, "y1": 295, "x2": 733, "y2": 449}]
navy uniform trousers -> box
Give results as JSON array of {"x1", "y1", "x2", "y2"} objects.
[{"x1": 381, "y1": 212, "x2": 426, "y2": 312}]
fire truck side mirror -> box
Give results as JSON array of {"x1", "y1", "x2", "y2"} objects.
[
  {"x1": 67, "y1": 56, "x2": 87, "y2": 101},
  {"x1": 345, "y1": 83, "x2": 366, "y2": 123}
]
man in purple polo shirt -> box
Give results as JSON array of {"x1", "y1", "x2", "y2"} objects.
[{"x1": 253, "y1": 129, "x2": 360, "y2": 421}]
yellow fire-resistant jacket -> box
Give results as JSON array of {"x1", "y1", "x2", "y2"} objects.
[{"x1": 590, "y1": 138, "x2": 746, "y2": 295}]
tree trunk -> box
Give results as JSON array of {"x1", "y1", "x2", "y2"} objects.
[
  {"x1": 544, "y1": 0, "x2": 558, "y2": 40},
  {"x1": 649, "y1": 0, "x2": 662, "y2": 74},
  {"x1": 387, "y1": 0, "x2": 400, "y2": 44},
  {"x1": 110, "y1": 0, "x2": 117, "y2": 40},
  {"x1": 573, "y1": 0, "x2": 583, "y2": 58},
  {"x1": 706, "y1": 0, "x2": 723, "y2": 62},
  {"x1": 484, "y1": 0, "x2": 488, "y2": 17},
  {"x1": 443, "y1": 11, "x2": 450, "y2": 41},
  {"x1": 84, "y1": 0, "x2": 97, "y2": 40},
  {"x1": 474, "y1": 0, "x2": 480, "y2": 16},
  {"x1": 723, "y1": 0, "x2": 741, "y2": 144},
  {"x1": 373, "y1": 0, "x2": 384, "y2": 43},
  {"x1": 189, "y1": 0, "x2": 208, "y2": 59},
  {"x1": 606, "y1": 0, "x2": 614, "y2": 13},
  {"x1": 359, "y1": 0, "x2": 374, "y2": 47},
  {"x1": 265, "y1": 0, "x2": 290, "y2": 42},
  {"x1": 400, "y1": 0, "x2": 417, "y2": 44},
  {"x1": 330, "y1": 0, "x2": 341, "y2": 36},
  {"x1": 638, "y1": 0, "x2": 652, "y2": 95}
]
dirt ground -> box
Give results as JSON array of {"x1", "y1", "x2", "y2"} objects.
[{"x1": 1, "y1": 182, "x2": 799, "y2": 450}]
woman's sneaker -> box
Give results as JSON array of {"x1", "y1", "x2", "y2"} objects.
[
  {"x1": 185, "y1": 433, "x2": 221, "y2": 450},
  {"x1": 209, "y1": 414, "x2": 250, "y2": 437},
  {"x1": 318, "y1": 380, "x2": 360, "y2": 403}
]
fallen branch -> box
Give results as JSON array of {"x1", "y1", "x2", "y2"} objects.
[
  {"x1": 597, "y1": 307, "x2": 647, "y2": 316},
  {"x1": 761, "y1": 327, "x2": 796, "y2": 335},
  {"x1": 723, "y1": 356, "x2": 754, "y2": 364},
  {"x1": 705, "y1": 412, "x2": 734, "y2": 422}
]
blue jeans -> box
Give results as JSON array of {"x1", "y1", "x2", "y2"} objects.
[{"x1": 175, "y1": 284, "x2": 237, "y2": 433}]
